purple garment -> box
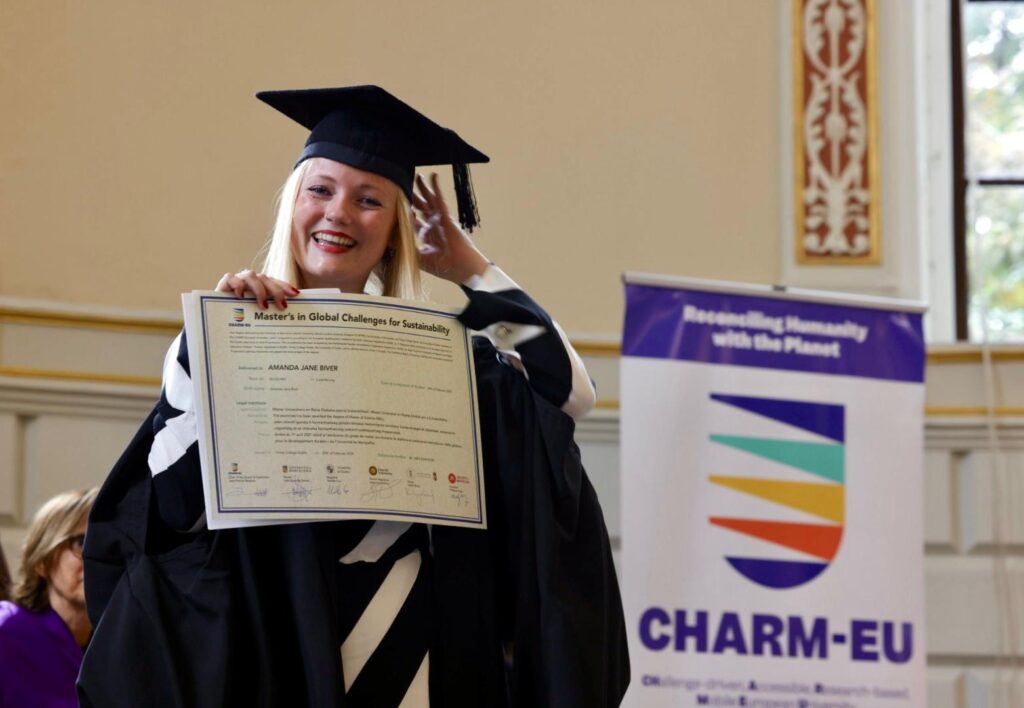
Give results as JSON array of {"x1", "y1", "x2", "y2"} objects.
[{"x1": 0, "y1": 600, "x2": 82, "y2": 708}]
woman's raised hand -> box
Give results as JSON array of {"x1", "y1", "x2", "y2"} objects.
[
  {"x1": 412, "y1": 173, "x2": 490, "y2": 284},
  {"x1": 215, "y1": 270, "x2": 299, "y2": 309}
]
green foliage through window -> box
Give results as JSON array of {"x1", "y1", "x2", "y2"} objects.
[{"x1": 965, "y1": 2, "x2": 1024, "y2": 341}]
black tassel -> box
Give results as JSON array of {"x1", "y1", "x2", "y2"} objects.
[{"x1": 452, "y1": 162, "x2": 481, "y2": 233}]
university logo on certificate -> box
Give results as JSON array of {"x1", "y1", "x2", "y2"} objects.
[{"x1": 183, "y1": 290, "x2": 485, "y2": 530}]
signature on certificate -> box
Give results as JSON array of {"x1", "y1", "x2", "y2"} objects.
[
  {"x1": 361, "y1": 480, "x2": 401, "y2": 503},
  {"x1": 287, "y1": 483, "x2": 319, "y2": 501},
  {"x1": 450, "y1": 488, "x2": 469, "y2": 508},
  {"x1": 326, "y1": 483, "x2": 350, "y2": 496},
  {"x1": 405, "y1": 487, "x2": 436, "y2": 507},
  {"x1": 224, "y1": 487, "x2": 268, "y2": 499}
]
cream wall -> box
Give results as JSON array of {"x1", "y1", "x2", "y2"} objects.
[
  {"x1": 9, "y1": 2, "x2": 1024, "y2": 707},
  {"x1": 0, "y1": 0, "x2": 780, "y2": 335}
]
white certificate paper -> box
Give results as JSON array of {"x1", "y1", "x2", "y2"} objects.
[{"x1": 182, "y1": 291, "x2": 485, "y2": 530}]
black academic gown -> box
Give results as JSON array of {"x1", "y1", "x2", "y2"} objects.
[{"x1": 77, "y1": 336, "x2": 630, "y2": 707}]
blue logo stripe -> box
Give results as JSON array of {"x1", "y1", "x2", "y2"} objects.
[
  {"x1": 710, "y1": 393, "x2": 845, "y2": 442},
  {"x1": 725, "y1": 557, "x2": 829, "y2": 589}
]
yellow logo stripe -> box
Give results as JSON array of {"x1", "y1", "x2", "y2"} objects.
[{"x1": 709, "y1": 475, "x2": 844, "y2": 524}]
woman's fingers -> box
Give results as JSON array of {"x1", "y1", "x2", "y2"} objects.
[
  {"x1": 414, "y1": 173, "x2": 432, "y2": 199},
  {"x1": 228, "y1": 270, "x2": 251, "y2": 299},
  {"x1": 414, "y1": 173, "x2": 459, "y2": 242},
  {"x1": 428, "y1": 173, "x2": 450, "y2": 219},
  {"x1": 411, "y1": 172, "x2": 489, "y2": 281},
  {"x1": 414, "y1": 173, "x2": 443, "y2": 215},
  {"x1": 263, "y1": 277, "x2": 298, "y2": 309},
  {"x1": 410, "y1": 190, "x2": 431, "y2": 215},
  {"x1": 239, "y1": 272, "x2": 269, "y2": 308},
  {"x1": 213, "y1": 271, "x2": 297, "y2": 309},
  {"x1": 271, "y1": 276, "x2": 301, "y2": 297},
  {"x1": 215, "y1": 273, "x2": 234, "y2": 293}
]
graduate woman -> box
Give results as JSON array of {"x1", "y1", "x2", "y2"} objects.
[{"x1": 79, "y1": 86, "x2": 629, "y2": 708}]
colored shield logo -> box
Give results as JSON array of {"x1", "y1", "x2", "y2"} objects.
[{"x1": 707, "y1": 393, "x2": 845, "y2": 590}]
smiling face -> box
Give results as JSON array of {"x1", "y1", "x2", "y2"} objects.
[{"x1": 291, "y1": 158, "x2": 401, "y2": 292}]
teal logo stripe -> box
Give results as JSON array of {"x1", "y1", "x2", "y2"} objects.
[{"x1": 708, "y1": 434, "x2": 844, "y2": 485}]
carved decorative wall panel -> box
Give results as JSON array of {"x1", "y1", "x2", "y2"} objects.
[{"x1": 794, "y1": 0, "x2": 880, "y2": 264}]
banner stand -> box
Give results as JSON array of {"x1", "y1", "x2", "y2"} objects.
[{"x1": 621, "y1": 272, "x2": 927, "y2": 707}]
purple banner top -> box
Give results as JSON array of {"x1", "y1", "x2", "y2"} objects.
[{"x1": 623, "y1": 284, "x2": 925, "y2": 383}]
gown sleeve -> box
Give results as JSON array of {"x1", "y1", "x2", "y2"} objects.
[
  {"x1": 445, "y1": 265, "x2": 629, "y2": 706},
  {"x1": 148, "y1": 331, "x2": 207, "y2": 532},
  {"x1": 457, "y1": 264, "x2": 596, "y2": 420}
]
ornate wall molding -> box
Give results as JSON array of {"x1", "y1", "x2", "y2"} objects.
[{"x1": 793, "y1": 0, "x2": 881, "y2": 264}]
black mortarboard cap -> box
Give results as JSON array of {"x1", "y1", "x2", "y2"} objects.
[{"x1": 256, "y1": 85, "x2": 489, "y2": 231}]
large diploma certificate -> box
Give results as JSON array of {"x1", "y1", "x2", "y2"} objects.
[{"x1": 182, "y1": 291, "x2": 485, "y2": 530}]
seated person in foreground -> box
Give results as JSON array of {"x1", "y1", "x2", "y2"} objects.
[{"x1": 0, "y1": 488, "x2": 98, "y2": 708}]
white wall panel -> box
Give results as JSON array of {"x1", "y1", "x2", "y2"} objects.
[
  {"x1": 0, "y1": 321, "x2": 171, "y2": 380},
  {"x1": 926, "y1": 555, "x2": 1024, "y2": 659},
  {"x1": 926, "y1": 668, "x2": 961, "y2": 708},
  {"x1": 21, "y1": 415, "x2": 138, "y2": 521},
  {"x1": 958, "y1": 450, "x2": 1024, "y2": 551},
  {"x1": 925, "y1": 449, "x2": 956, "y2": 550},
  {"x1": 961, "y1": 670, "x2": 1024, "y2": 708}
]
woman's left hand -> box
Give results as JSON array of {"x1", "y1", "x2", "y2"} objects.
[{"x1": 412, "y1": 173, "x2": 490, "y2": 284}]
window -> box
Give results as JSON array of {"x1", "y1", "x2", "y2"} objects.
[{"x1": 953, "y1": 0, "x2": 1024, "y2": 340}]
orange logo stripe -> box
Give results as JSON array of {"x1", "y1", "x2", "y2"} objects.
[{"x1": 709, "y1": 517, "x2": 843, "y2": 561}]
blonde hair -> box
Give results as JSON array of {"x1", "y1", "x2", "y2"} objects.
[
  {"x1": 258, "y1": 162, "x2": 424, "y2": 301},
  {"x1": 13, "y1": 488, "x2": 98, "y2": 612}
]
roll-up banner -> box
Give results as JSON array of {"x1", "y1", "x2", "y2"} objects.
[{"x1": 621, "y1": 273, "x2": 927, "y2": 708}]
